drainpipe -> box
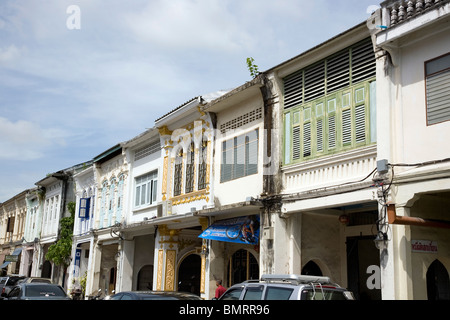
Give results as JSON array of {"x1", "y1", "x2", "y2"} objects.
[{"x1": 387, "y1": 205, "x2": 450, "y2": 229}]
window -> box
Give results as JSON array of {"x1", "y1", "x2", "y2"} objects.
[
  {"x1": 220, "y1": 288, "x2": 243, "y2": 300},
  {"x1": 221, "y1": 129, "x2": 259, "y2": 182},
  {"x1": 79, "y1": 198, "x2": 90, "y2": 219},
  {"x1": 265, "y1": 287, "x2": 294, "y2": 300},
  {"x1": 283, "y1": 38, "x2": 376, "y2": 165},
  {"x1": 285, "y1": 80, "x2": 375, "y2": 164},
  {"x1": 198, "y1": 139, "x2": 208, "y2": 190},
  {"x1": 303, "y1": 289, "x2": 347, "y2": 300},
  {"x1": 135, "y1": 171, "x2": 157, "y2": 208},
  {"x1": 173, "y1": 149, "x2": 183, "y2": 196},
  {"x1": 185, "y1": 143, "x2": 195, "y2": 194},
  {"x1": 425, "y1": 53, "x2": 450, "y2": 125},
  {"x1": 243, "y1": 286, "x2": 264, "y2": 300}
]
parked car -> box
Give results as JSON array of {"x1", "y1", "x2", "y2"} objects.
[
  {"x1": 18, "y1": 277, "x2": 52, "y2": 284},
  {"x1": 0, "y1": 275, "x2": 26, "y2": 297},
  {"x1": 108, "y1": 291, "x2": 202, "y2": 300},
  {"x1": 218, "y1": 274, "x2": 355, "y2": 300},
  {"x1": 1, "y1": 283, "x2": 71, "y2": 300}
]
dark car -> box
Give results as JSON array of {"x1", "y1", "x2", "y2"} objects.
[
  {"x1": 1, "y1": 283, "x2": 71, "y2": 300},
  {"x1": 0, "y1": 275, "x2": 26, "y2": 297},
  {"x1": 108, "y1": 291, "x2": 202, "y2": 300}
]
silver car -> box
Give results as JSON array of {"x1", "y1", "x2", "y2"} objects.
[{"x1": 219, "y1": 274, "x2": 355, "y2": 300}]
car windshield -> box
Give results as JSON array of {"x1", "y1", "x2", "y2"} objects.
[
  {"x1": 7, "y1": 277, "x2": 24, "y2": 285},
  {"x1": 25, "y1": 285, "x2": 66, "y2": 297}
]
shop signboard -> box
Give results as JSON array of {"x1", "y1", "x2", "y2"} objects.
[
  {"x1": 411, "y1": 240, "x2": 438, "y2": 253},
  {"x1": 199, "y1": 215, "x2": 260, "y2": 245}
]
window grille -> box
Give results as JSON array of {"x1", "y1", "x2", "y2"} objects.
[
  {"x1": 185, "y1": 143, "x2": 195, "y2": 193},
  {"x1": 173, "y1": 149, "x2": 183, "y2": 196},
  {"x1": 198, "y1": 139, "x2": 208, "y2": 190}
]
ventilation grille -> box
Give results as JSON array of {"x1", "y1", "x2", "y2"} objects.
[
  {"x1": 135, "y1": 140, "x2": 161, "y2": 161},
  {"x1": 220, "y1": 107, "x2": 262, "y2": 133},
  {"x1": 304, "y1": 63, "x2": 325, "y2": 102},
  {"x1": 284, "y1": 70, "x2": 303, "y2": 109},
  {"x1": 351, "y1": 40, "x2": 376, "y2": 84}
]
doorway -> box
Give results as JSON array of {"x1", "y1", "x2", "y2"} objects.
[
  {"x1": 227, "y1": 249, "x2": 259, "y2": 287},
  {"x1": 347, "y1": 236, "x2": 381, "y2": 300},
  {"x1": 427, "y1": 259, "x2": 450, "y2": 300},
  {"x1": 137, "y1": 265, "x2": 154, "y2": 290},
  {"x1": 177, "y1": 254, "x2": 201, "y2": 295},
  {"x1": 42, "y1": 260, "x2": 52, "y2": 279}
]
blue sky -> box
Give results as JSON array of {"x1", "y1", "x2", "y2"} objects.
[{"x1": 0, "y1": 0, "x2": 380, "y2": 202}]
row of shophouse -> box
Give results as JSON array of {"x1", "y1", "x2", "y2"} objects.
[{"x1": 1, "y1": 0, "x2": 449, "y2": 300}]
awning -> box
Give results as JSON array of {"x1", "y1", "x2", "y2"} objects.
[
  {"x1": 199, "y1": 215, "x2": 260, "y2": 245},
  {"x1": 0, "y1": 247, "x2": 22, "y2": 269}
]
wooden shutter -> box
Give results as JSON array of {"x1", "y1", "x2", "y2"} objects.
[
  {"x1": 79, "y1": 198, "x2": 90, "y2": 219},
  {"x1": 292, "y1": 126, "x2": 301, "y2": 160},
  {"x1": 355, "y1": 104, "x2": 366, "y2": 143}
]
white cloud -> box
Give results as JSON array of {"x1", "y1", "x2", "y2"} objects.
[
  {"x1": 124, "y1": 0, "x2": 255, "y2": 52},
  {"x1": 0, "y1": 117, "x2": 67, "y2": 161},
  {"x1": 0, "y1": 44, "x2": 22, "y2": 63}
]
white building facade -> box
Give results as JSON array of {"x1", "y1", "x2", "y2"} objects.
[{"x1": 370, "y1": 0, "x2": 450, "y2": 300}]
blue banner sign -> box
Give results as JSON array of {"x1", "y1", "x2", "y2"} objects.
[{"x1": 199, "y1": 215, "x2": 260, "y2": 245}]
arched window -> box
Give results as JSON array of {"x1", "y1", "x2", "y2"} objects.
[
  {"x1": 198, "y1": 139, "x2": 208, "y2": 190},
  {"x1": 227, "y1": 249, "x2": 259, "y2": 287},
  {"x1": 427, "y1": 260, "x2": 450, "y2": 300},
  {"x1": 173, "y1": 148, "x2": 183, "y2": 196},
  {"x1": 302, "y1": 260, "x2": 323, "y2": 276},
  {"x1": 185, "y1": 142, "x2": 195, "y2": 194}
]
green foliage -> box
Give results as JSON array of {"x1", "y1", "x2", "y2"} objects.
[
  {"x1": 45, "y1": 201, "x2": 76, "y2": 267},
  {"x1": 246, "y1": 57, "x2": 260, "y2": 79}
]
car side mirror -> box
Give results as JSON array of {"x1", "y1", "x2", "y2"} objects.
[{"x1": 343, "y1": 291, "x2": 355, "y2": 300}]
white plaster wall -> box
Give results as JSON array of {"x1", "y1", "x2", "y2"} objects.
[
  {"x1": 213, "y1": 95, "x2": 264, "y2": 206},
  {"x1": 392, "y1": 26, "x2": 450, "y2": 165}
]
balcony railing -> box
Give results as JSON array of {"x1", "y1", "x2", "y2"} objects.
[{"x1": 382, "y1": 0, "x2": 448, "y2": 26}]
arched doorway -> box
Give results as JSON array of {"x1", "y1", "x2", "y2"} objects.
[
  {"x1": 427, "y1": 260, "x2": 450, "y2": 300},
  {"x1": 228, "y1": 249, "x2": 259, "y2": 287},
  {"x1": 177, "y1": 254, "x2": 201, "y2": 296},
  {"x1": 302, "y1": 261, "x2": 323, "y2": 276},
  {"x1": 137, "y1": 265, "x2": 153, "y2": 290}
]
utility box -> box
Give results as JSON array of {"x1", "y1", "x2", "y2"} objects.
[{"x1": 377, "y1": 159, "x2": 389, "y2": 174}]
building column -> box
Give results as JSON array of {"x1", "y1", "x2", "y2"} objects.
[
  {"x1": 154, "y1": 225, "x2": 180, "y2": 291},
  {"x1": 119, "y1": 238, "x2": 134, "y2": 291}
]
